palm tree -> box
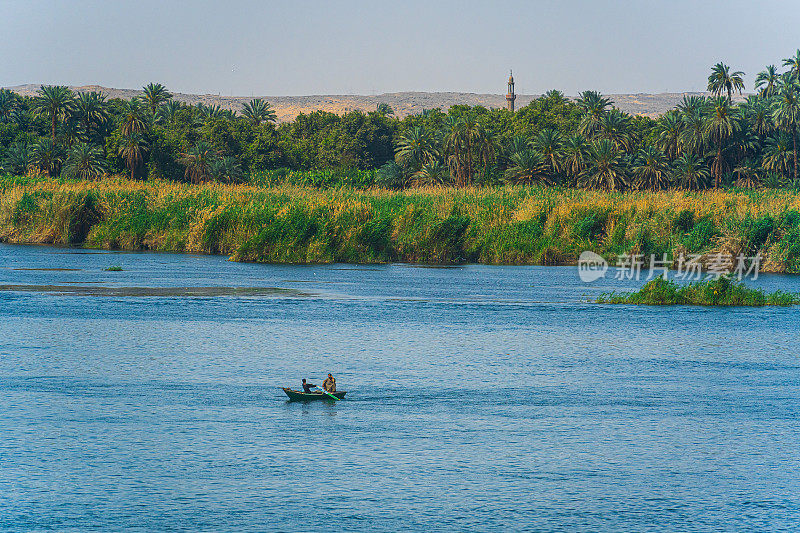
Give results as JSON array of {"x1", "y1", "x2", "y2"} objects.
[
  {"x1": 32, "y1": 85, "x2": 74, "y2": 143},
  {"x1": 2, "y1": 141, "x2": 31, "y2": 175},
  {"x1": 733, "y1": 159, "x2": 761, "y2": 188},
  {"x1": 704, "y1": 96, "x2": 741, "y2": 187},
  {"x1": 744, "y1": 95, "x2": 773, "y2": 138},
  {"x1": 210, "y1": 156, "x2": 245, "y2": 183},
  {"x1": 655, "y1": 111, "x2": 683, "y2": 161},
  {"x1": 142, "y1": 83, "x2": 172, "y2": 116},
  {"x1": 762, "y1": 132, "x2": 794, "y2": 181},
  {"x1": 157, "y1": 100, "x2": 182, "y2": 124},
  {"x1": 580, "y1": 139, "x2": 628, "y2": 191},
  {"x1": 576, "y1": 90, "x2": 613, "y2": 137},
  {"x1": 73, "y1": 91, "x2": 109, "y2": 141},
  {"x1": 632, "y1": 144, "x2": 671, "y2": 190},
  {"x1": 680, "y1": 104, "x2": 708, "y2": 155},
  {"x1": 395, "y1": 127, "x2": 439, "y2": 174},
  {"x1": 241, "y1": 99, "x2": 277, "y2": 125},
  {"x1": 755, "y1": 65, "x2": 780, "y2": 97},
  {"x1": 772, "y1": 79, "x2": 800, "y2": 181},
  {"x1": 118, "y1": 132, "x2": 149, "y2": 180},
  {"x1": 783, "y1": 50, "x2": 800, "y2": 82},
  {"x1": 562, "y1": 134, "x2": 588, "y2": 180},
  {"x1": 376, "y1": 103, "x2": 395, "y2": 117},
  {"x1": 179, "y1": 142, "x2": 217, "y2": 184},
  {"x1": 409, "y1": 161, "x2": 449, "y2": 187},
  {"x1": 0, "y1": 89, "x2": 17, "y2": 122},
  {"x1": 63, "y1": 143, "x2": 107, "y2": 180},
  {"x1": 504, "y1": 149, "x2": 547, "y2": 185},
  {"x1": 673, "y1": 153, "x2": 710, "y2": 190},
  {"x1": 31, "y1": 138, "x2": 65, "y2": 177},
  {"x1": 707, "y1": 62, "x2": 745, "y2": 102},
  {"x1": 197, "y1": 103, "x2": 225, "y2": 120},
  {"x1": 443, "y1": 116, "x2": 489, "y2": 186},
  {"x1": 597, "y1": 109, "x2": 633, "y2": 152},
  {"x1": 120, "y1": 98, "x2": 148, "y2": 136},
  {"x1": 531, "y1": 128, "x2": 562, "y2": 176}
]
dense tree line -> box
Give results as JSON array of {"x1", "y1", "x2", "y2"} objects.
[{"x1": 2, "y1": 51, "x2": 800, "y2": 190}]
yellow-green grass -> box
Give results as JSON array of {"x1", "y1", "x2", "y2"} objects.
[
  {"x1": 3, "y1": 175, "x2": 800, "y2": 271},
  {"x1": 598, "y1": 275, "x2": 800, "y2": 306}
]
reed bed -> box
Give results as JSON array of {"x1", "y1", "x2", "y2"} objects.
[{"x1": 2, "y1": 175, "x2": 800, "y2": 271}]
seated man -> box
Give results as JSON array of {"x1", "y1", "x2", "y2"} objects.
[
  {"x1": 322, "y1": 373, "x2": 336, "y2": 393},
  {"x1": 301, "y1": 378, "x2": 316, "y2": 393}
]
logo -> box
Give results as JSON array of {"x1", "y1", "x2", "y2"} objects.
[{"x1": 578, "y1": 251, "x2": 608, "y2": 283}]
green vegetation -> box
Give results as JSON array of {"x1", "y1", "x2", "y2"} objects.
[
  {"x1": 3, "y1": 176, "x2": 800, "y2": 269},
  {"x1": 105, "y1": 265, "x2": 123, "y2": 271},
  {"x1": 598, "y1": 275, "x2": 800, "y2": 306},
  {"x1": 2, "y1": 50, "x2": 800, "y2": 190}
]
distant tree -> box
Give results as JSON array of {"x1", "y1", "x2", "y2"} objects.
[
  {"x1": 656, "y1": 111, "x2": 683, "y2": 161},
  {"x1": 561, "y1": 134, "x2": 588, "y2": 179},
  {"x1": 632, "y1": 144, "x2": 671, "y2": 190},
  {"x1": 707, "y1": 62, "x2": 745, "y2": 102},
  {"x1": 142, "y1": 83, "x2": 172, "y2": 116},
  {"x1": 782, "y1": 50, "x2": 800, "y2": 82},
  {"x1": 157, "y1": 100, "x2": 182, "y2": 125},
  {"x1": 32, "y1": 85, "x2": 74, "y2": 143},
  {"x1": 530, "y1": 128, "x2": 562, "y2": 176},
  {"x1": 2, "y1": 141, "x2": 31, "y2": 175},
  {"x1": 395, "y1": 126, "x2": 438, "y2": 174},
  {"x1": 597, "y1": 109, "x2": 633, "y2": 152},
  {"x1": 704, "y1": 96, "x2": 741, "y2": 187},
  {"x1": 733, "y1": 159, "x2": 761, "y2": 188},
  {"x1": 73, "y1": 91, "x2": 109, "y2": 141},
  {"x1": 576, "y1": 90, "x2": 613, "y2": 137},
  {"x1": 755, "y1": 65, "x2": 780, "y2": 98},
  {"x1": 241, "y1": 99, "x2": 277, "y2": 126},
  {"x1": 118, "y1": 132, "x2": 149, "y2": 180},
  {"x1": 673, "y1": 153, "x2": 709, "y2": 190},
  {"x1": 376, "y1": 103, "x2": 395, "y2": 117},
  {"x1": 31, "y1": 138, "x2": 65, "y2": 177},
  {"x1": 179, "y1": 142, "x2": 217, "y2": 183},
  {"x1": 63, "y1": 143, "x2": 107, "y2": 179},
  {"x1": 504, "y1": 149, "x2": 547, "y2": 185},
  {"x1": 120, "y1": 98, "x2": 149, "y2": 136},
  {"x1": 772, "y1": 79, "x2": 800, "y2": 181},
  {"x1": 409, "y1": 161, "x2": 449, "y2": 187},
  {"x1": 210, "y1": 155, "x2": 244, "y2": 183},
  {"x1": 580, "y1": 139, "x2": 628, "y2": 190},
  {"x1": 0, "y1": 89, "x2": 18, "y2": 122},
  {"x1": 762, "y1": 132, "x2": 794, "y2": 181}
]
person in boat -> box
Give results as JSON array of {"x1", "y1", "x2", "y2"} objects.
[
  {"x1": 322, "y1": 373, "x2": 336, "y2": 393},
  {"x1": 301, "y1": 379, "x2": 317, "y2": 393}
]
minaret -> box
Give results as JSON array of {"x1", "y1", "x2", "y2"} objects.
[{"x1": 506, "y1": 70, "x2": 516, "y2": 112}]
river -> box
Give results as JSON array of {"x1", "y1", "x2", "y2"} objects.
[{"x1": 1, "y1": 244, "x2": 799, "y2": 531}]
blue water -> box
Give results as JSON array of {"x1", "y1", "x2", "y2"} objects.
[{"x1": 1, "y1": 244, "x2": 799, "y2": 532}]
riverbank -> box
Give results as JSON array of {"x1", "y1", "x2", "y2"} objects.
[{"x1": 2, "y1": 175, "x2": 800, "y2": 270}]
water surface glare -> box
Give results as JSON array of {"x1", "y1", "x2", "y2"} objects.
[{"x1": 1, "y1": 244, "x2": 799, "y2": 532}]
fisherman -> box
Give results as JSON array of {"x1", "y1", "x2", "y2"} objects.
[
  {"x1": 301, "y1": 378, "x2": 316, "y2": 393},
  {"x1": 322, "y1": 373, "x2": 336, "y2": 393}
]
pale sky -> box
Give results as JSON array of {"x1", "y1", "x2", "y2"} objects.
[{"x1": 2, "y1": 0, "x2": 799, "y2": 96}]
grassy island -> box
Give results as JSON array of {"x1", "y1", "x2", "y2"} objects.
[{"x1": 598, "y1": 275, "x2": 800, "y2": 306}]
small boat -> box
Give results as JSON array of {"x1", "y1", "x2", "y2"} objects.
[{"x1": 282, "y1": 387, "x2": 347, "y2": 401}]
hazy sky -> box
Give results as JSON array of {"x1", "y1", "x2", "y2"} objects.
[{"x1": 3, "y1": 0, "x2": 800, "y2": 96}]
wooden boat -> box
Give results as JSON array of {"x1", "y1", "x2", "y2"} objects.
[{"x1": 282, "y1": 387, "x2": 347, "y2": 401}]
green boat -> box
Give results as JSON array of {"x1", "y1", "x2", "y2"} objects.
[{"x1": 282, "y1": 387, "x2": 346, "y2": 401}]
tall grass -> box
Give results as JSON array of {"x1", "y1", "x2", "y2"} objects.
[{"x1": 2, "y1": 175, "x2": 800, "y2": 269}]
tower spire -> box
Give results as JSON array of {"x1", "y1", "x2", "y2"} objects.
[{"x1": 506, "y1": 70, "x2": 516, "y2": 112}]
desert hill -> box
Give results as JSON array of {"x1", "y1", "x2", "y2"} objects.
[{"x1": 5, "y1": 84, "x2": 746, "y2": 122}]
